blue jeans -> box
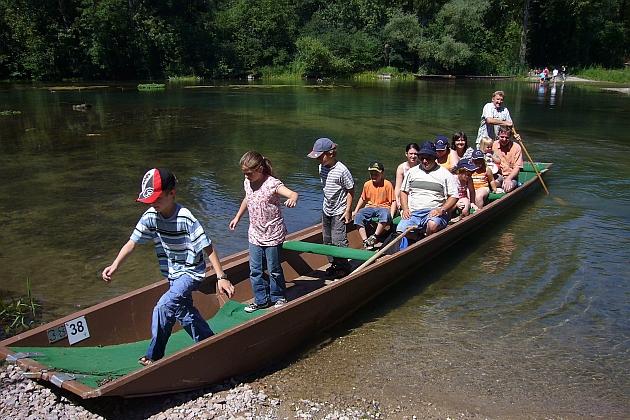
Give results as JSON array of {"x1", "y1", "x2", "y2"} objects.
[
  {"x1": 146, "y1": 274, "x2": 213, "y2": 361},
  {"x1": 248, "y1": 243, "x2": 286, "y2": 306},
  {"x1": 353, "y1": 207, "x2": 391, "y2": 227},
  {"x1": 396, "y1": 209, "x2": 449, "y2": 249}
]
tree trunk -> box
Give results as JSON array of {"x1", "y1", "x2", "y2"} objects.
[{"x1": 519, "y1": 0, "x2": 531, "y2": 69}]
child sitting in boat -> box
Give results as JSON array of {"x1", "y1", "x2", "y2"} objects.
[
  {"x1": 478, "y1": 136, "x2": 500, "y2": 176},
  {"x1": 453, "y1": 158, "x2": 477, "y2": 219},
  {"x1": 102, "y1": 168, "x2": 235, "y2": 366},
  {"x1": 229, "y1": 151, "x2": 299, "y2": 312},
  {"x1": 471, "y1": 150, "x2": 498, "y2": 209},
  {"x1": 308, "y1": 137, "x2": 355, "y2": 278},
  {"x1": 352, "y1": 161, "x2": 396, "y2": 250}
]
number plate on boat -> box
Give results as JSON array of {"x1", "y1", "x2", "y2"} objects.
[
  {"x1": 64, "y1": 316, "x2": 90, "y2": 345},
  {"x1": 46, "y1": 325, "x2": 67, "y2": 343}
]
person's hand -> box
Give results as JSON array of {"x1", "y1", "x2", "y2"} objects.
[
  {"x1": 228, "y1": 217, "x2": 239, "y2": 230},
  {"x1": 217, "y1": 278, "x2": 235, "y2": 298},
  {"x1": 401, "y1": 209, "x2": 411, "y2": 220},
  {"x1": 102, "y1": 265, "x2": 117, "y2": 282},
  {"x1": 513, "y1": 133, "x2": 521, "y2": 142},
  {"x1": 339, "y1": 211, "x2": 352, "y2": 224},
  {"x1": 505, "y1": 120, "x2": 513, "y2": 128},
  {"x1": 284, "y1": 193, "x2": 298, "y2": 208},
  {"x1": 351, "y1": 210, "x2": 357, "y2": 218},
  {"x1": 429, "y1": 208, "x2": 441, "y2": 217}
]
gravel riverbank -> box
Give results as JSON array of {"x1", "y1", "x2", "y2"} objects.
[{"x1": 1, "y1": 363, "x2": 480, "y2": 419}]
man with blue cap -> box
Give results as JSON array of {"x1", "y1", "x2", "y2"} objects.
[{"x1": 397, "y1": 141, "x2": 458, "y2": 249}]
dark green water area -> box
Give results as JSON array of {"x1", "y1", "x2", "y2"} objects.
[{"x1": 1, "y1": 80, "x2": 628, "y2": 417}]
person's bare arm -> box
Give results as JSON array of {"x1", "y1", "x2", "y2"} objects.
[
  {"x1": 277, "y1": 185, "x2": 298, "y2": 208},
  {"x1": 229, "y1": 197, "x2": 248, "y2": 230},
  {"x1": 102, "y1": 240, "x2": 136, "y2": 282},
  {"x1": 341, "y1": 187, "x2": 354, "y2": 223},
  {"x1": 204, "y1": 244, "x2": 234, "y2": 297}
]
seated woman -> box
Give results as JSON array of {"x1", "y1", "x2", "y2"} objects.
[
  {"x1": 395, "y1": 142, "x2": 420, "y2": 209},
  {"x1": 450, "y1": 131, "x2": 474, "y2": 168},
  {"x1": 435, "y1": 135, "x2": 455, "y2": 172},
  {"x1": 471, "y1": 149, "x2": 498, "y2": 209},
  {"x1": 453, "y1": 158, "x2": 477, "y2": 219}
]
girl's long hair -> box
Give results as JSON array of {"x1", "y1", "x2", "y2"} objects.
[{"x1": 240, "y1": 151, "x2": 274, "y2": 176}]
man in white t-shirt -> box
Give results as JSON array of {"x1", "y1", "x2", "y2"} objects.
[
  {"x1": 397, "y1": 141, "x2": 458, "y2": 249},
  {"x1": 475, "y1": 90, "x2": 513, "y2": 147}
]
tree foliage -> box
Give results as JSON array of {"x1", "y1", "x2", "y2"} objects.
[{"x1": 0, "y1": 0, "x2": 627, "y2": 80}]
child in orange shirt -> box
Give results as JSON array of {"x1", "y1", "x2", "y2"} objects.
[{"x1": 352, "y1": 161, "x2": 396, "y2": 250}]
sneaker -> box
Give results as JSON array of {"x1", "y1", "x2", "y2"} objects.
[
  {"x1": 363, "y1": 235, "x2": 377, "y2": 250},
  {"x1": 244, "y1": 302, "x2": 270, "y2": 313},
  {"x1": 273, "y1": 298, "x2": 287, "y2": 308}
]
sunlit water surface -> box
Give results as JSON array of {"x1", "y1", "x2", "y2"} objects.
[{"x1": 0, "y1": 80, "x2": 628, "y2": 416}]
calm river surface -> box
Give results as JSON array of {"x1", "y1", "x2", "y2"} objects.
[{"x1": 1, "y1": 80, "x2": 628, "y2": 417}]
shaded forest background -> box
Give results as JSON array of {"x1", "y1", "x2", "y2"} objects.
[{"x1": 1, "y1": 0, "x2": 628, "y2": 80}]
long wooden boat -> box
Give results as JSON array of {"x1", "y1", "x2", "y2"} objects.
[{"x1": 0, "y1": 162, "x2": 552, "y2": 398}]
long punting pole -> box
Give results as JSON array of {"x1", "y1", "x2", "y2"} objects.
[
  {"x1": 511, "y1": 127, "x2": 550, "y2": 195},
  {"x1": 353, "y1": 225, "x2": 417, "y2": 273}
]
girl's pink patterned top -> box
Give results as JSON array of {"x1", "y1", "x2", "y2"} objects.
[{"x1": 245, "y1": 175, "x2": 287, "y2": 246}]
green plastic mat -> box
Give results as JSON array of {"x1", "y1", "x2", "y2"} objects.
[
  {"x1": 10, "y1": 300, "x2": 265, "y2": 388},
  {"x1": 282, "y1": 241, "x2": 376, "y2": 260}
]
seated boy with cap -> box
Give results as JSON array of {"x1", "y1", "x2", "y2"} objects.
[{"x1": 352, "y1": 161, "x2": 396, "y2": 250}]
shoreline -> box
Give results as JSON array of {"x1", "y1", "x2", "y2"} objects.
[{"x1": 0, "y1": 363, "x2": 480, "y2": 419}]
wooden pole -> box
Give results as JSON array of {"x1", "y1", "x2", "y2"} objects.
[
  {"x1": 353, "y1": 225, "x2": 417, "y2": 273},
  {"x1": 511, "y1": 127, "x2": 550, "y2": 195}
]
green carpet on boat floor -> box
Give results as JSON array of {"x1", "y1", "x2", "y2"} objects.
[{"x1": 10, "y1": 300, "x2": 266, "y2": 388}]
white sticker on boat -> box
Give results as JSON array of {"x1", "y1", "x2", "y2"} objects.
[
  {"x1": 46, "y1": 325, "x2": 68, "y2": 343},
  {"x1": 64, "y1": 316, "x2": 90, "y2": 345}
]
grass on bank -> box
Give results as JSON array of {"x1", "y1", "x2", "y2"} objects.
[
  {"x1": 574, "y1": 66, "x2": 630, "y2": 83},
  {"x1": 353, "y1": 67, "x2": 415, "y2": 81},
  {"x1": 167, "y1": 75, "x2": 203, "y2": 83},
  {"x1": 0, "y1": 278, "x2": 40, "y2": 340}
]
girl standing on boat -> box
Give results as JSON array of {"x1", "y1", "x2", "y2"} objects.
[
  {"x1": 229, "y1": 151, "x2": 299, "y2": 312},
  {"x1": 449, "y1": 131, "x2": 474, "y2": 168},
  {"x1": 395, "y1": 142, "x2": 420, "y2": 209},
  {"x1": 470, "y1": 149, "x2": 498, "y2": 209}
]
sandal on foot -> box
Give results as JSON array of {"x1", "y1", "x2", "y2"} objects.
[{"x1": 138, "y1": 356, "x2": 154, "y2": 366}]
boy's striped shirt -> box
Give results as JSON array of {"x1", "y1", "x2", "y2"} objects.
[{"x1": 130, "y1": 204, "x2": 210, "y2": 280}]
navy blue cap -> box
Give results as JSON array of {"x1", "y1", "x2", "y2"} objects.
[
  {"x1": 418, "y1": 141, "x2": 437, "y2": 157},
  {"x1": 456, "y1": 158, "x2": 478, "y2": 172},
  {"x1": 471, "y1": 149, "x2": 485, "y2": 160},
  {"x1": 435, "y1": 136, "x2": 449, "y2": 151}
]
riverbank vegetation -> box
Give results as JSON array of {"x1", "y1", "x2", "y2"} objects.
[
  {"x1": 0, "y1": 279, "x2": 40, "y2": 339},
  {"x1": 574, "y1": 66, "x2": 630, "y2": 83},
  {"x1": 0, "y1": 0, "x2": 628, "y2": 81}
]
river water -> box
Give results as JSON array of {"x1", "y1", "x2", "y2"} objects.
[{"x1": 1, "y1": 80, "x2": 628, "y2": 417}]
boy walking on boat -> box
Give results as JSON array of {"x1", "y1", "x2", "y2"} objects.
[
  {"x1": 102, "y1": 168, "x2": 234, "y2": 365},
  {"x1": 308, "y1": 137, "x2": 355, "y2": 278}
]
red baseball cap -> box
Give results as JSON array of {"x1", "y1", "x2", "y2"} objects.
[{"x1": 136, "y1": 168, "x2": 176, "y2": 204}]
